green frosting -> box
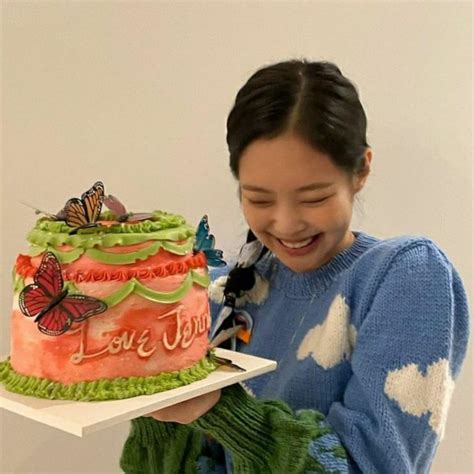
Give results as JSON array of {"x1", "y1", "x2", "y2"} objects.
[
  {"x1": 0, "y1": 356, "x2": 218, "y2": 401},
  {"x1": 13, "y1": 269, "x2": 210, "y2": 307},
  {"x1": 27, "y1": 210, "x2": 196, "y2": 252},
  {"x1": 12, "y1": 271, "x2": 25, "y2": 293},
  {"x1": 101, "y1": 270, "x2": 210, "y2": 307},
  {"x1": 27, "y1": 225, "x2": 195, "y2": 250},
  {"x1": 36, "y1": 210, "x2": 187, "y2": 233},
  {"x1": 29, "y1": 239, "x2": 194, "y2": 265},
  {"x1": 30, "y1": 244, "x2": 83, "y2": 263}
]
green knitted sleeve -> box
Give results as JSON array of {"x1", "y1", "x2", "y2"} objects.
[
  {"x1": 119, "y1": 417, "x2": 202, "y2": 474},
  {"x1": 190, "y1": 384, "x2": 349, "y2": 473}
]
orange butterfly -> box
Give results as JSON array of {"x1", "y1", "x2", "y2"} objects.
[{"x1": 65, "y1": 181, "x2": 105, "y2": 234}]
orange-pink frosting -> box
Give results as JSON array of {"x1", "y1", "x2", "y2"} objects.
[{"x1": 11, "y1": 242, "x2": 212, "y2": 385}]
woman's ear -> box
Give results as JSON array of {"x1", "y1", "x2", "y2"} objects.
[{"x1": 353, "y1": 148, "x2": 372, "y2": 192}]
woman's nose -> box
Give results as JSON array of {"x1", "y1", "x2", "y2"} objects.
[{"x1": 270, "y1": 204, "x2": 307, "y2": 237}]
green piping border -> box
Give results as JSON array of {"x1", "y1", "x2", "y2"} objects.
[
  {"x1": 29, "y1": 239, "x2": 194, "y2": 265},
  {"x1": 0, "y1": 356, "x2": 218, "y2": 401}
]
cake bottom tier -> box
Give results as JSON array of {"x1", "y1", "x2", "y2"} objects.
[{"x1": 0, "y1": 356, "x2": 218, "y2": 401}]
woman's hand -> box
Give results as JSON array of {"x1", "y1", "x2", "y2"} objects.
[{"x1": 145, "y1": 389, "x2": 222, "y2": 424}]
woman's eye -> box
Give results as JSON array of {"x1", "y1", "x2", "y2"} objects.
[
  {"x1": 301, "y1": 197, "x2": 329, "y2": 204},
  {"x1": 247, "y1": 199, "x2": 272, "y2": 206}
]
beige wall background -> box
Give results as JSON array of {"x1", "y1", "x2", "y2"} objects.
[{"x1": 1, "y1": 1, "x2": 472, "y2": 472}]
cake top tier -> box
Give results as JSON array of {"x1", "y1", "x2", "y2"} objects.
[
  {"x1": 23, "y1": 181, "x2": 198, "y2": 250},
  {"x1": 28, "y1": 210, "x2": 195, "y2": 250},
  {"x1": 21, "y1": 181, "x2": 224, "y2": 268}
]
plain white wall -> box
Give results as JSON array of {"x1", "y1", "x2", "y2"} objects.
[{"x1": 1, "y1": 1, "x2": 472, "y2": 472}]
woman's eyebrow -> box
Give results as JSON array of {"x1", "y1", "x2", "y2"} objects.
[
  {"x1": 240, "y1": 185, "x2": 272, "y2": 193},
  {"x1": 296, "y1": 182, "x2": 333, "y2": 192},
  {"x1": 241, "y1": 182, "x2": 333, "y2": 193}
]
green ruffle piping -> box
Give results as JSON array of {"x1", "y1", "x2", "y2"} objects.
[
  {"x1": 0, "y1": 356, "x2": 218, "y2": 401},
  {"x1": 28, "y1": 209, "x2": 196, "y2": 250},
  {"x1": 35, "y1": 210, "x2": 187, "y2": 233},
  {"x1": 27, "y1": 225, "x2": 196, "y2": 251},
  {"x1": 29, "y1": 239, "x2": 194, "y2": 264}
]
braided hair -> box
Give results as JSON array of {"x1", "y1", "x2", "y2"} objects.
[{"x1": 222, "y1": 229, "x2": 268, "y2": 307}]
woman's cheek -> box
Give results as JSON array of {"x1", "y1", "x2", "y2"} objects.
[
  {"x1": 322, "y1": 198, "x2": 351, "y2": 227},
  {"x1": 242, "y1": 205, "x2": 265, "y2": 231}
]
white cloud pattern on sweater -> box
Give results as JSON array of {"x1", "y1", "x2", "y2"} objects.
[
  {"x1": 297, "y1": 294, "x2": 357, "y2": 369},
  {"x1": 384, "y1": 358, "x2": 455, "y2": 437}
]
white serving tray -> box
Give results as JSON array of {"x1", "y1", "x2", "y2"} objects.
[{"x1": 0, "y1": 348, "x2": 276, "y2": 437}]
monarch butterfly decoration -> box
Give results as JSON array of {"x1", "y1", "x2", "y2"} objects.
[
  {"x1": 21, "y1": 182, "x2": 149, "y2": 231},
  {"x1": 103, "y1": 194, "x2": 154, "y2": 223},
  {"x1": 193, "y1": 215, "x2": 226, "y2": 267},
  {"x1": 65, "y1": 181, "x2": 105, "y2": 234},
  {"x1": 18, "y1": 252, "x2": 107, "y2": 336}
]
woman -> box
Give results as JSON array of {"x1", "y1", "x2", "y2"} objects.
[{"x1": 120, "y1": 59, "x2": 469, "y2": 473}]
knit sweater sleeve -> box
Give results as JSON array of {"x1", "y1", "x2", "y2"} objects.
[
  {"x1": 190, "y1": 383, "x2": 349, "y2": 473},
  {"x1": 326, "y1": 241, "x2": 470, "y2": 473},
  {"x1": 119, "y1": 418, "x2": 204, "y2": 474},
  {"x1": 120, "y1": 387, "x2": 347, "y2": 474}
]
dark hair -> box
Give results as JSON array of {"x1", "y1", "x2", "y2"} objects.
[{"x1": 226, "y1": 59, "x2": 369, "y2": 177}]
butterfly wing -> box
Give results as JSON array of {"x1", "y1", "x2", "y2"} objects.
[
  {"x1": 18, "y1": 283, "x2": 50, "y2": 318},
  {"x1": 81, "y1": 181, "x2": 104, "y2": 223},
  {"x1": 16, "y1": 252, "x2": 102, "y2": 336},
  {"x1": 34, "y1": 251, "x2": 64, "y2": 295},
  {"x1": 204, "y1": 249, "x2": 226, "y2": 267},
  {"x1": 127, "y1": 212, "x2": 154, "y2": 222},
  {"x1": 202, "y1": 233, "x2": 216, "y2": 251},
  {"x1": 55, "y1": 207, "x2": 67, "y2": 221},
  {"x1": 35, "y1": 295, "x2": 107, "y2": 336},
  {"x1": 18, "y1": 251, "x2": 64, "y2": 318},
  {"x1": 37, "y1": 306, "x2": 72, "y2": 336},
  {"x1": 194, "y1": 216, "x2": 226, "y2": 266},
  {"x1": 194, "y1": 215, "x2": 210, "y2": 250},
  {"x1": 194, "y1": 215, "x2": 218, "y2": 251},
  {"x1": 64, "y1": 197, "x2": 88, "y2": 227},
  {"x1": 64, "y1": 181, "x2": 104, "y2": 227},
  {"x1": 59, "y1": 295, "x2": 107, "y2": 322},
  {"x1": 104, "y1": 194, "x2": 127, "y2": 217}
]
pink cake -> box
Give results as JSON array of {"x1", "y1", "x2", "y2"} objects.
[{"x1": 1, "y1": 207, "x2": 220, "y2": 400}]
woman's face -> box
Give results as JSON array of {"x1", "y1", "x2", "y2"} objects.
[{"x1": 239, "y1": 132, "x2": 371, "y2": 273}]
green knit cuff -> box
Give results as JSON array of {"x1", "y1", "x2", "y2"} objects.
[
  {"x1": 121, "y1": 417, "x2": 202, "y2": 474},
  {"x1": 129, "y1": 417, "x2": 190, "y2": 445},
  {"x1": 190, "y1": 384, "x2": 318, "y2": 473},
  {"x1": 191, "y1": 384, "x2": 270, "y2": 442}
]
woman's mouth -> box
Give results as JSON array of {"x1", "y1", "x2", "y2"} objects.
[
  {"x1": 275, "y1": 234, "x2": 322, "y2": 256},
  {"x1": 279, "y1": 237, "x2": 314, "y2": 248}
]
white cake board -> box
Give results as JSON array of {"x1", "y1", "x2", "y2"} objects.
[{"x1": 0, "y1": 348, "x2": 276, "y2": 437}]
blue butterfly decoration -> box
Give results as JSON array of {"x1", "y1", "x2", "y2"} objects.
[{"x1": 193, "y1": 215, "x2": 226, "y2": 267}]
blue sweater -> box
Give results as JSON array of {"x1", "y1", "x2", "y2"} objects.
[{"x1": 206, "y1": 231, "x2": 469, "y2": 473}]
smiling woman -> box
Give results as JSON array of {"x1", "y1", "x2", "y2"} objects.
[
  {"x1": 120, "y1": 59, "x2": 470, "y2": 474},
  {"x1": 239, "y1": 132, "x2": 371, "y2": 272}
]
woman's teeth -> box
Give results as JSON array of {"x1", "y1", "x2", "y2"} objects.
[{"x1": 279, "y1": 236, "x2": 316, "y2": 249}]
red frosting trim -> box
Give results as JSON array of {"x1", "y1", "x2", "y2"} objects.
[
  {"x1": 15, "y1": 253, "x2": 208, "y2": 282},
  {"x1": 15, "y1": 255, "x2": 36, "y2": 278}
]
